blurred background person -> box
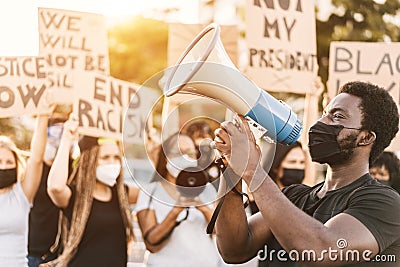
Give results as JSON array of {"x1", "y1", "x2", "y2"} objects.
[
  {"x1": 28, "y1": 113, "x2": 73, "y2": 267},
  {"x1": 183, "y1": 119, "x2": 221, "y2": 188},
  {"x1": 44, "y1": 116, "x2": 138, "y2": 267},
  {"x1": 369, "y1": 151, "x2": 400, "y2": 194},
  {"x1": 254, "y1": 141, "x2": 306, "y2": 214},
  {"x1": 266, "y1": 141, "x2": 306, "y2": 190},
  {"x1": 135, "y1": 132, "x2": 219, "y2": 267},
  {"x1": 0, "y1": 112, "x2": 51, "y2": 267}
]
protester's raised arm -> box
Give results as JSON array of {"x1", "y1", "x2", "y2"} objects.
[
  {"x1": 47, "y1": 116, "x2": 78, "y2": 208},
  {"x1": 22, "y1": 114, "x2": 50, "y2": 203}
]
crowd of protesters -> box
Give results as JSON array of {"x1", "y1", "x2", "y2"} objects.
[{"x1": 0, "y1": 81, "x2": 399, "y2": 267}]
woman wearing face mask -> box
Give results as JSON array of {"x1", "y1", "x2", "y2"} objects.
[
  {"x1": 369, "y1": 151, "x2": 400, "y2": 194},
  {"x1": 28, "y1": 115, "x2": 72, "y2": 267},
  {"x1": 0, "y1": 113, "x2": 51, "y2": 267},
  {"x1": 267, "y1": 141, "x2": 306, "y2": 190},
  {"x1": 44, "y1": 116, "x2": 138, "y2": 267},
  {"x1": 135, "y1": 132, "x2": 219, "y2": 267}
]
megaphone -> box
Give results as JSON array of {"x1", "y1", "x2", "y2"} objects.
[
  {"x1": 163, "y1": 23, "x2": 302, "y2": 145},
  {"x1": 175, "y1": 167, "x2": 208, "y2": 198}
]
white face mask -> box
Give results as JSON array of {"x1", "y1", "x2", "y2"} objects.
[
  {"x1": 44, "y1": 143, "x2": 58, "y2": 162},
  {"x1": 96, "y1": 163, "x2": 121, "y2": 187},
  {"x1": 166, "y1": 154, "x2": 197, "y2": 178}
]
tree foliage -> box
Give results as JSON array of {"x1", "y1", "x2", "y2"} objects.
[{"x1": 108, "y1": 16, "x2": 168, "y2": 85}]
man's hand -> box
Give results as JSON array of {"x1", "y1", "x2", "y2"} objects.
[{"x1": 213, "y1": 115, "x2": 262, "y2": 185}]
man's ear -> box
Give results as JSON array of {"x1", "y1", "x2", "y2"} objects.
[{"x1": 359, "y1": 131, "x2": 376, "y2": 146}]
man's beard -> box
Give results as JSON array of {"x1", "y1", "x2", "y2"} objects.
[{"x1": 320, "y1": 132, "x2": 359, "y2": 167}]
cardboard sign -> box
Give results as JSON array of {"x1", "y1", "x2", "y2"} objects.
[
  {"x1": 245, "y1": 0, "x2": 318, "y2": 93},
  {"x1": 38, "y1": 7, "x2": 109, "y2": 101},
  {"x1": 328, "y1": 41, "x2": 400, "y2": 151},
  {"x1": 167, "y1": 23, "x2": 238, "y2": 67},
  {"x1": 0, "y1": 56, "x2": 52, "y2": 117},
  {"x1": 72, "y1": 72, "x2": 159, "y2": 143}
]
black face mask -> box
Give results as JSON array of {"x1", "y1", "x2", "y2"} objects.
[
  {"x1": 0, "y1": 168, "x2": 17, "y2": 189},
  {"x1": 308, "y1": 121, "x2": 359, "y2": 166},
  {"x1": 280, "y1": 168, "x2": 305, "y2": 186}
]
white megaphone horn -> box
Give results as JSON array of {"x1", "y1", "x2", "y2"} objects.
[{"x1": 163, "y1": 23, "x2": 302, "y2": 145}]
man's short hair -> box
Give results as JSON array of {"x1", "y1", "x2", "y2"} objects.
[{"x1": 339, "y1": 81, "x2": 399, "y2": 164}]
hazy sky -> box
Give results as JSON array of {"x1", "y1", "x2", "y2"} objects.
[{"x1": 0, "y1": 0, "x2": 195, "y2": 56}]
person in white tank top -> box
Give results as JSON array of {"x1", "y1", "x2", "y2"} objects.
[{"x1": 0, "y1": 108, "x2": 53, "y2": 267}]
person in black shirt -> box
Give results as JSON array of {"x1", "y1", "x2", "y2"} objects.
[
  {"x1": 28, "y1": 115, "x2": 69, "y2": 267},
  {"x1": 213, "y1": 81, "x2": 400, "y2": 266},
  {"x1": 43, "y1": 116, "x2": 139, "y2": 267}
]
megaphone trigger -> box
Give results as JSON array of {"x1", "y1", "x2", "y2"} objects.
[{"x1": 245, "y1": 116, "x2": 268, "y2": 140}]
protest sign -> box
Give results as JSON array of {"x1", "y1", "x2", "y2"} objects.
[
  {"x1": 245, "y1": 0, "x2": 318, "y2": 93},
  {"x1": 328, "y1": 41, "x2": 400, "y2": 151},
  {"x1": 0, "y1": 56, "x2": 52, "y2": 117},
  {"x1": 72, "y1": 71, "x2": 159, "y2": 143},
  {"x1": 38, "y1": 7, "x2": 109, "y2": 102}
]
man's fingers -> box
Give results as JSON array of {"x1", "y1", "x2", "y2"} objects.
[
  {"x1": 214, "y1": 128, "x2": 230, "y2": 144},
  {"x1": 213, "y1": 140, "x2": 229, "y2": 155},
  {"x1": 238, "y1": 116, "x2": 256, "y2": 143},
  {"x1": 220, "y1": 121, "x2": 242, "y2": 136}
]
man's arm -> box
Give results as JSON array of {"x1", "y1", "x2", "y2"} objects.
[
  {"x1": 215, "y1": 171, "x2": 272, "y2": 263},
  {"x1": 250, "y1": 167, "x2": 379, "y2": 266}
]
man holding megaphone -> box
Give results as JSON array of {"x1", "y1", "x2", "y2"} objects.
[
  {"x1": 212, "y1": 81, "x2": 400, "y2": 266},
  {"x1": 163, "y1": 23, "x2": 399, "y2": 266}
]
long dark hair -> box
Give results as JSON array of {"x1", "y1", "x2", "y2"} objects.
[
  {"x1": 43, "y1": 144, "x2": 134, "y2": 267},
  {"x1": 151, "y1": 132, "x2": 190, "y2": 182}
]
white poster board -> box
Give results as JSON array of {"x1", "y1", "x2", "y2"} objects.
[
  {"x1": 328, "y1": 41, "x2": 400, "y2": 151},
  {"x1": 244, "y1": 0, "x2": 318, "y2": 93}
]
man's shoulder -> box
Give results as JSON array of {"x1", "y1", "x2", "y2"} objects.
[{"x1": 350, "y1": 181, "x2": 400, "y2": 203}]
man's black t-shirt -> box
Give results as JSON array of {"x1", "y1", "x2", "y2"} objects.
[
  {"x1": 64, "y1": 185, "x2": 127, "y2": 267},
  {"x1": 28, "y1": 163, "x2": 60, "y2": 258},
  {"x1": 260, "y1": 174, "x2": 400, "y2": 267}
]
